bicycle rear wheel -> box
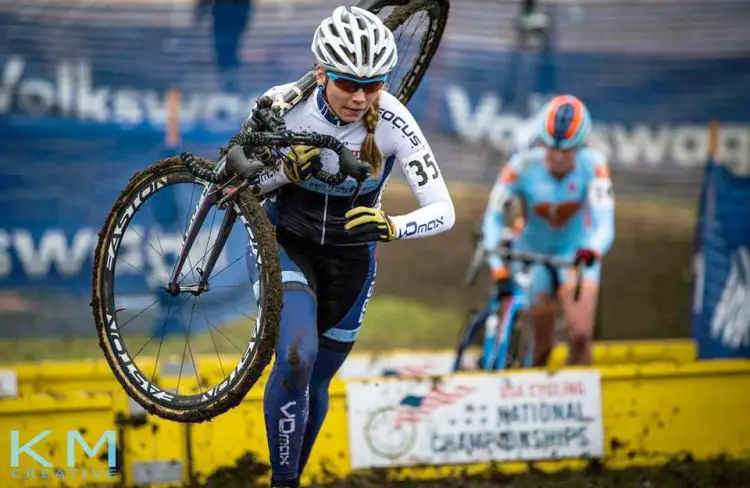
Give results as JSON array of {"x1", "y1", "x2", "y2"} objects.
[
  {"x1": 453, "y1": 307, "x2": 486, "y2": 371},
  {"x1": 91, "y1": 157, "x2": 282, "y2": 423},
  {"x1": 271, "y1": 1, "x2": 449, "y2": 119},
  {"x1": 363, "y1": 0, "x2": 450, "y2": 105},
  {"x1": 505, "y1": 308, "x2": 532, "y2": 369}
]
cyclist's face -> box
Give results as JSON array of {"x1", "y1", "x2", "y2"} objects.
[
  {"x1": 544, "y1": 146, "x2": 577, "y2": 175},
  {"x1": 317, "y1": 67, "x2": 381, "y2": 123}
]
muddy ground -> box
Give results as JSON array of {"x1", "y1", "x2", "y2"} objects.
[
  {"x1": 373, "y1": 182, "x2": 696, "y2": 341},
  {"x1": 197, "y1": 451, "x2": 750, "y2": 487}
]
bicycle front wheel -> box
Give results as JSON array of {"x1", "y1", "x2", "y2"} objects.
[{"x1": 91, "y1": 157, "x2": 282, "y2": 423}]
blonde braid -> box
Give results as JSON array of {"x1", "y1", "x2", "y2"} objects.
[{"x1": 360, "y1": 95, "x2": 382, "y2": 176}]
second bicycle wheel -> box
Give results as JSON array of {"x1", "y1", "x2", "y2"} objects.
[
  {"x1": 505, "y1": 307, "x2": 532, "y2": 370},
  {"x1": 359, "y1": 0, "x2": 450, "y2": 105},
  {"x1": 91, "y1": 157, "x2": 282, "y2": 423}
]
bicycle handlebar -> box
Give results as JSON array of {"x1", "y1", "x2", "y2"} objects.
[
  {"x1": 495, "y1": 247, "x2": 575, "y2": 269},
  {"x1": 495, "y1": 245, "x2": 588, "y2": 301},
  {"x1": 179, "y1": 130, "x2": 372, "y2": 187}
]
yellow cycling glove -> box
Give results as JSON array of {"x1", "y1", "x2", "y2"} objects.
[
  {"x1": 283, "y1": 145, "x2": 321, "y2": 183},
  {"x1": 344, "y1": 206, "x2": 397, "y2": 243}
]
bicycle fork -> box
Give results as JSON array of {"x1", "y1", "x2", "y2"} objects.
[
  {"x1": 165, "y1": 158, "x2": 238, "y2": 297},
  {"x1": 483, "y1": 297, "x2": 532, "y2": 370}
]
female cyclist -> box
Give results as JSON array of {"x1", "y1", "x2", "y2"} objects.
[
  {"x1": 482, "y1": 94, "x2": 615, "y2": 368},
  {"x1": 229, "y1": 6, "x2": 455, "y2": 487}
]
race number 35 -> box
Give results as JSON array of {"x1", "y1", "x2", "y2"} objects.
[{"x1": 408, "y1": 154, "x2": 440, "y2": 187}]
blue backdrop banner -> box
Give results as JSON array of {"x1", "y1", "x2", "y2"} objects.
[
  {"x1": 691, "y1": 156, "x2": 750, "y2": 359},
  {"x1": 2, "y1": 0, "x2": 750, "y2": 336}
]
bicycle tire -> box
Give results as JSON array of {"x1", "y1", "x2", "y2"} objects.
[
  {"x1": 378, "y1": 0, "x2": 450, "y2": 105},
  {"x1": 91, "y1": 157, "x2": 282, "y2": 423},
  {"x1": 453, "y1": 307, "x2": 485, "y2": 371},
  {"x1": 505, "y1": 307, "x2": 531, "y2": 370}
]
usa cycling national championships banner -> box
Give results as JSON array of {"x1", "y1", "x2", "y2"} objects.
[{"x1": 346, "y1": 370, "x2": 604, "y2": 468}]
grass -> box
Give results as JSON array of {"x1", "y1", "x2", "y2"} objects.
[
  {"x1": 0, "y1": 296, "x2": 463, "y2": 364},
  {"x1": 0, "y1": 185, "x2": 697, "y2": 364},
  {"x1": 355, "y1": 295, "x2": 464, "y2": 351},
  {"x1": 0, "y1": 320, "x2": 254, "y2": 364}
]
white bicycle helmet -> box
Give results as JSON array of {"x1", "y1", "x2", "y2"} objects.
[{"x1": 312, "y1": 6, "x2": 398, "y2": 79}]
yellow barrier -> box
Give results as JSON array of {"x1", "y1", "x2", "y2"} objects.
[
  {"x1": 549, "y1": 338, "x2": 695, "y2": 367},
  {"x1": 8, "y1": 358, "x2": 158, "y2": 397},
  {"x1": 184, "y1": 356, "x2": 750, "y2": 486},
  {"x1": 3, "y1": 342, "x2": 746, "y2": 488},
  {"x1": 1, "y1": 339, "x2": 697, "y2": 397}
]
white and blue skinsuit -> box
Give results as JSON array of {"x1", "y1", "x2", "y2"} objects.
[{"x1": 244, "y1": 82, "x2": 455, "y2": 483}]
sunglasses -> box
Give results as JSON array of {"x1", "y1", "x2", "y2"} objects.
[{"x1": 326, "y1": 71, "x2": 387, "y2": 94}]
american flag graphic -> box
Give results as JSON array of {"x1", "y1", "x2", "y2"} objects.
[
  {"x1": 394, "y1": 384, "x2": 476, "y2": 429},
  {"x1": 383, "y1": 363, "x2": 438, "y2": 377}
]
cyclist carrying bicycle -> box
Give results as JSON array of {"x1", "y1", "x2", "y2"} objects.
[
  {"x1": 481, "y1": 94, "x2": 615, "y2": 368},
  {"x1": 230, "y1": 7, "x2": 455, "y2": 487}
]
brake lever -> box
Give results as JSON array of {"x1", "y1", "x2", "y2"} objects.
[
  {"x1": 338, "y1": 145, "x2": 372, "y2": 182},
  {"x1": 251, "y1": 96, "x2": 287, "y2": 133},
  {"x1": 226, "y1": 145, "x2": 265, "y2": 180},
  {"x1": 338, "y1": 145, "x2": 371, "y2": 207}
]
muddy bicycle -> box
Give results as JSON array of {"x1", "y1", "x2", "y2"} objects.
[
  {"x1": 90, "y1": 0, "x2": 450, "y2": 423},
  {"x1": 454, "y1": 242, "x2": 588, "y2": 372}
]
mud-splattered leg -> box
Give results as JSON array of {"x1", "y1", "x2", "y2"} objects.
[{"x1": 262, "y1": 246, "x2": 318, "y2": 488}]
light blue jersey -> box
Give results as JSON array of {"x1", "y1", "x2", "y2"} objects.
[{"x1": 482, "y1": 146, "x2": 615, "y2": 296}]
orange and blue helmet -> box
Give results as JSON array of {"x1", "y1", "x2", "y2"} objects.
[{"x1": 538, "y1": 94, "x2": 592, "y2": 149}]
